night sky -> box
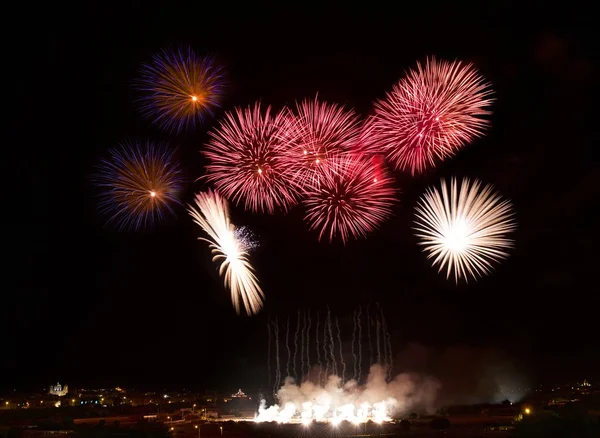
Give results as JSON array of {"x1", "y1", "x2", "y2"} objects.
[{"x1": 6, "y1": 2, "x2": 597, "y2": 393}]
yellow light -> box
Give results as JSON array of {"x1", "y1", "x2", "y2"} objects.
[
  {"x1": 195, "y1": 425, "x2": 198, "y2": 429},
  {"x1": 524, "y1": 408, "x2": 531, "y2": 415},
  {"x1": 150, "y1": 191, "x2": 156, "y2": 197},
  {"x1": 71, "y1": 399, "x2": 75, "y2": 403},
  {"x1": 191, "y1": 95, "x2": 198, "y2": 102},
  {"x1": 5, "y1": 402, "x2": 8, "y2": 405}
]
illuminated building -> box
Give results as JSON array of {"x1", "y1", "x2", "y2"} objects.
[
  {"x1": 49, "y1": 383, "x2": 68, "y2": 397},
  {"x1": 231, "y1": 389, "x2": 248, "y2": 398}
]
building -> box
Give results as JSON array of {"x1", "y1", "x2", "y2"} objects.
[{"x1": 48, "y1": 383, "x2": 68, "y2": 397}]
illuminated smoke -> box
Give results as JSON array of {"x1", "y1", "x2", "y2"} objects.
[{"x1": 255, "y1": 364, "x2": 440, "y2": 424}]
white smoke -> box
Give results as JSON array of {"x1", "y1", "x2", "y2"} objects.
[{"x1": 255, "y1": 364, "x2": 440, "y2": 424}]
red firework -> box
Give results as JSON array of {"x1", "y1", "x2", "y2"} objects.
[
  {"x1": 367, "y1": 57, "x2": 493, "y2": 175},
  {"x1": 284, "y1": 96, "x2": 362, "y2": 186},
  {"x1": 303, "y1": 154, "x2": 397, "y2": 243},
  {"x1": 203, "y1": 103, "x2": 300, "y2": 213}
]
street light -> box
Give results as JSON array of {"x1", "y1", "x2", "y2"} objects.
[
  {"x1": 195, "y1": 424, "x2": 201, "y2": 438},
  {"x1": 219, "y1": 426, "x2": 223, "y2": 436}
]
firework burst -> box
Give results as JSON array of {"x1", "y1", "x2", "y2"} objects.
[
  {"x1": 303, "y1": 154, "x2": 397, "y2": 243},
  {"x1": 188, "y1": 191, "x2": 264, "y2": 316},
  {"x1": 203, "y1": 102, "x2": 300, "y2": 214},
  {"x1": 414, "y1": 177, "x2": 516, "y2": 282},
  {"x1": 93, "y1": 141, "x2": 183, "y2": 231},
  {"x1": 285, "y1": 97, "x2": 362, "y2": 185},
  {"x1": 134, "y1": 47, "x2": 225, "y2": 134},
  {"x1": 368, "y1": 57, "x2": 493, "y2": 174}
]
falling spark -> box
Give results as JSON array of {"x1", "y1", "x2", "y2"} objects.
[
  {"x1": 336, "y1": 317, "x2": 346, "y2": 383},
  {"x1": 316, "y1": 311, "x2": 322, "y2": 385},
  {"x1": 357, "y1": 306, "x2": 363, "y2": 383},
  {"x1": 294, "y1": 310, "x2": 300, "y2": 381},
  {"x1": 306, "y1": 310, "x2": 312, "y2": 383},
  {"x1": 352, "y1": 310, "x2": 358, "y2": 381},
  {"x1": 274, "y1": 319, "x2": 281, "y2": 393},
  {"x1": 286, "y1": 317, "x2": 291, "y2": 378}
]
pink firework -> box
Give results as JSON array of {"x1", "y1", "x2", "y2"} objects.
[
  {"x1": 303, "y1": 154, "x2": 397, "y2": 243},
  {"x1": 368, "y1": 57, "x2": 493, "y2": 175},
  {"x1": 203, "y1": 103, "x2": 300, "y2": 213},
  {"x1": 284, "y1": 96, "x2": 362, "y2": 186}
]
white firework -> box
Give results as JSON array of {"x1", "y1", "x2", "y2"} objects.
[
  {"x1": 188, "y1": 191, "x2": 264, "y2": 315},
  {"x1": 414, "y1": 177, "x2": 516, "y2": 282}
]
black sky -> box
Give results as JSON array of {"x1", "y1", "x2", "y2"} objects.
[{"x1": 6, "y1": 2, "x2": 598, "y2": 393}]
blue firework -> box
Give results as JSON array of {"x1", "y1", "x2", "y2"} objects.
[
  {"x1": 134, "y1": 47, "x2": 226, "y2": 134},
  {"x1": 94, "y1": 141, "x2": 184, "y2": 230}
]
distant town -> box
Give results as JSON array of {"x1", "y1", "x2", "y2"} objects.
[{"x1": 1, "y1": 379, "x2": 598, "y2": 437}]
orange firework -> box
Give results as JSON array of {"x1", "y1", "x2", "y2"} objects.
[
  {"x1": 94, "y1": 141, "x2": 184, "y2": 230},
  {"x1": 135, "y1": 47, "x2": 226, "y2": 134}
]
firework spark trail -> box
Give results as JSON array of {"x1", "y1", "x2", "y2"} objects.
[
  {"x1": 327, "y1": 309, "x2": 337, "y2": 376},
  {"x1": 386, "y1": 331, "x2": 393, "y2": 382},
  {"x1": 352, "y1": 310, "x2": 358, "y2": 381},
  {"x1": 315, "y1": 311, "x2": 322, "y2": 385},
  {"x1": 414, "y1": 177, "x2": 516, "y2": 282},
  {"x1": 267, "y1": 321, "x2": 271, "y2": 389},
  {"x1": 273, "y1": 319, "x2": 281, "y2": 394},
  {"x1": 336, "y1": 316, "x2": 346, "y2": 383},
  {"x1": 285, "y1": 317, "x2": 291, "y2": 378},
  {"x1": 378, "y1": 304, "x2": 389, "y2": 381},
  {"x1": 379, "y1": 306, "x2": 393, "y2": 382},
  {"x1": 306, "y1": 310, "x2": 311, "y2": 383},
  {"x1": 323, "y1": 314, "x2": 329, "y2": 380},
  {"x1": 357, "y1": 306, "x2": 363, "y2": 383},
  {"x1": 300, "y1": 311, "x2": 306, "y2": 381},
  {"x1": 188, "y1": 191, "x2": 264, "y2": 316},
  {"x1": 376, "y1": 315, "x2": 382, "y2": 366},
  {"x1": 293, "y1": 310, "x2": 300, "y2": 381},
  {"x1": 367, "y1": 303, "x2": 373, "y2": 366}
]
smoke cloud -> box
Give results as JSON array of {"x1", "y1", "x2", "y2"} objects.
[
  {"x1": 255, "y1": 364, "x2": 440, "y2": 423},
  {"x1": 393, "y1": 343, "x2": 529, "y2": 406}
]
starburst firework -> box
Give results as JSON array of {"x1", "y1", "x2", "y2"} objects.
[
  {"x1": 203, "y1": 102, "x2": 300, "y2": 214},
  {"x1": 93, "y1": 141, "x2": 183, "y2": 231},
  {"x1": 188, "y1": 191, "x2": 264, "y2": 316},
  {"x1": 285, "y1": 97, "x2": 362, "y2": 185},
  {"x1": 414, "y1": 177, "x2": 516, "y2": 282},
  {"x1": 134, "y1": 47, "x2": 225, "y2": 133},
  {"x1": 368, "y1": 57, "x2": 493, "y2": 174},
  {"x1": 303, "y1": 155, "x2": 397, "y2": 243}
]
